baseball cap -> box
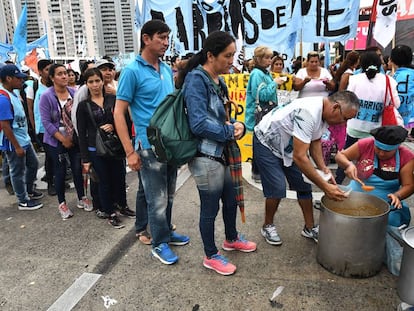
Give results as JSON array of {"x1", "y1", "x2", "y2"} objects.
[
  {"x1": 95, "y1": 59, "x2": 115, "y2": 69},
  {"x1": 0, "y1": 64, "x2": 28, "y2": 79}
]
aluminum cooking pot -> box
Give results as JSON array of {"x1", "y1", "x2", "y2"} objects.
[
  {"x1": 316, "y1": 191, "x2": 390, "y2": 278},
  {"x1": 397, "y1": 226, "x2": 414, "y2": 305}
]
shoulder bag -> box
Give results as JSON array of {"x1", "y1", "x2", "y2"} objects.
[{"x1": 85, "y1": 101, "x2": 125, "y2": 159}]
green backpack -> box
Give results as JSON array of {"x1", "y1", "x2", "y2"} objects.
[{"x1": 147, "y1": 88, "x2": 198, "y2": 166}]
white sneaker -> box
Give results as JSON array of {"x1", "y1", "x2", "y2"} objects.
[
  {"x1": 261, "y1": 224, "x2": 282, "y2": 245},
  {"x1": 77, "y1": 196, "x2": 93, "y2": 212},
  {"x1": 59, "y1": 202, "x2": 73, "y2": 220},
  {"x1": 301, "y1": 225, "x2": 319, "y2": 243}
]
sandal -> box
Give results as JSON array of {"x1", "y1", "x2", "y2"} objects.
[{"x1": 136, "y1": 230, "x2": 152, "y2": 245}]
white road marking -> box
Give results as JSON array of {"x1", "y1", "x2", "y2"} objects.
[{"x1": 47, "y1": 273, "x2": 101, "y2": 311}]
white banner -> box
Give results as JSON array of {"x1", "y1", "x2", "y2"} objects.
[{"x1": 373, "y1": 0, "x2": 398, "y2": 48}]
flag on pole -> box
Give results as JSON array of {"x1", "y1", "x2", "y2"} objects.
[
  {"x1": 373, "y1": 0, "x2": 398, "y2": 48},
  {"x1": 12, "y1": 3, "x2": 28, "y2": 66},
  {"x1": 0, "y1": 42, "x2": 13, "y2": 62},
  {"x1": 26, "y1": 34, "x2": 50, "y2": 58},
  {"x1": 134, "y1": 0, "x2": 142, "y2": 31}
]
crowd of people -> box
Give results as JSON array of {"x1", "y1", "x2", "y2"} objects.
[{"x1": 0, "y1": 20, "x2": 414, "y2": 285}]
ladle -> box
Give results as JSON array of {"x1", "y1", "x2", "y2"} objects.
[{"x1": 355, "y1": 177, "x2": 375, "y2": 191}]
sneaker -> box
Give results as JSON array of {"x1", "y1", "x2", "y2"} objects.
[
  {"x1": 261, "y1": 224, "x2": 282, "y2": 245},
  {"x1": 5, "y1": 182, "x2": 14, "y2": 195},
  {"x1": 28, "y1": 190, "x2": 44, "y2": 200},
  {"x1": 203, "y1": 252, "x2": 236, "y2": 276},
  {"x1": 77, "y1": 196, "x2": 93, "y2": 212},
  {"x1": 58, "y1": 202, "x2": 73, "y2": 220},
  {"x1": 116, "y1": 205, "x2": 136, "y2": 218},
  {"x1": 398, "y1": 302, "x2": 414, "y2": 311},
  {"x1": 96, "y1": 210, "x2": 110, "y2": 219},
  {"x1": 151, "y1": 243, "x2": 178, "y2": 265},
  {"x1": 18, "y1": 199, "x2": 43, "y2": 211},
  {"x1": 136, "y1": 230, "x2": 152, "y2": 245},
  {"x1": 222, "y1": 234, "x2": 257, "y2": 252},
  {"x1": 169, "y1": 231, "x2": 190, "y2": 246},
  {"x1": 108, "y1": 214, "x2": 125, "y2": 229},
  {"x1": 301, "y1": 225, "x2": 319, "y2": 242}
]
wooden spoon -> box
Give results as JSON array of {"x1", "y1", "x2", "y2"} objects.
[{"x1": 355, "y1": 178, "x2": 375, "y2": 192}]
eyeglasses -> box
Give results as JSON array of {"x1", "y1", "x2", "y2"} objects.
[{"x1": 337, "y1": 104, "x2": 350, "y2": 122}]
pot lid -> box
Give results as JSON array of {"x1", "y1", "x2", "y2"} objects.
[{"x1": 402, "y1": 226, "x2": 414, "y2": 248}]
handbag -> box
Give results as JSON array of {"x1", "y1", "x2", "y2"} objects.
[
  {"x1": 254, "y1": 82, "x2": 275, "y2": 124},
  {"x1": 85, "y1": 101, "x2": 125, "y2": 159},
  {"x1": 382, "y1": 75, "x2": 398, "y2": 126}
]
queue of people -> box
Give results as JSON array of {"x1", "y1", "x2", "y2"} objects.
[{"x1": 1, "y1": 20, "x2": 414, "y2": 285}]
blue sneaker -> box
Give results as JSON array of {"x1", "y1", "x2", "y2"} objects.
[
  {"x1": 169, "y1": 231, "x2": 190, "y2": 246},
  {"x1": 152, "y1": 243, "x2": 178, "y2": 265}
]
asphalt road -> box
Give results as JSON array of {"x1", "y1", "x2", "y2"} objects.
[{"x1": 0, "y1": 151, "x2": 412, "y2": 310}]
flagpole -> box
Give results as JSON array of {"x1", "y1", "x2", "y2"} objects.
[{"x1": 366, "y1": 0, "x2": 379, "y2": 48}]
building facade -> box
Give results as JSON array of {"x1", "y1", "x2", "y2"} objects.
[{"x1": 0, "y1": 0, "x2": 137, "y2": 59}]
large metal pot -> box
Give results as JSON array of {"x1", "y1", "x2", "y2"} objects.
[
  {"x1": 397, "y1": 226, "x2": 414, "y2": 305},
  {"x1": 316, "y1": 191, "x2": 389, "y2": 278}
]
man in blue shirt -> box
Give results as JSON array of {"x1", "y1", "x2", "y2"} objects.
[
  {"x1": 114, "y1": 20, "x2": 190, "y2": 265},
  {"x1": 0, "y1": 65, "x2": 43, "y2": 210}
]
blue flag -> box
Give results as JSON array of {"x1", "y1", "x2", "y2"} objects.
[
  {"x1": 27, "y1": 34, "x2": 50, "y2": 58},
  {"x1": 13, "y1": 3, "x2": 28, "y2": 66},
  {"x1": 0, "y1": 42, "x2": 13, "y2": 62}
]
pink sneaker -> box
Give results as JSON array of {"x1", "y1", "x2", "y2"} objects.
[
  {"x1": 222, "y1": 234, "x2": 257, "y2": 253},
  {"x1": 203, "y1": 253, "x2": 236, "y2": 276}
]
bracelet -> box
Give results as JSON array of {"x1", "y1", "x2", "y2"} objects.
[{"x1": 126, "y1": 150, "x2": 135, "y2": 158}]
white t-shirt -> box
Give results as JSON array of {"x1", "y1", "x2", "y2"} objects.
[
  {"x1": 296, "y1": 67, "x2": 333, "y2": 98},
  {"x1": 255, "y1": 96, "x2": 328, "y2": 166},
  {"x1": 347, "y1": 72, "x2": 400, "y2": 138}
]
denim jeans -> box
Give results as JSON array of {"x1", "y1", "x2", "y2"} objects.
[
  {"x1": 89, "y1": 151, "x2": 126, "y2": 215},
  {"x1": 135, "y1": 172, "x2": 148, "y2": 233},
  {"x1": 45, "y1": 143, "x2": 84, "y2": 204},
  {"x1": 189, "y1": 156, "x2": 238, "y2": 257},
  {"x1": 5, "y1": 144, "x2": 38, "y2": 203},
  {"x1": 138, "y1": 148, "x2": 177, "y2": 246},
  {"x1": 2, "y1": 151, "x2": 10, "y2": 185}
]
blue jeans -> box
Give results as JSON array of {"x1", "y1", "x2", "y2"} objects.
[
  {"x1": 189, "y1": 156, "x2": 238, "y2": 257},
  {"x1": 2, "y1": 151, "x2": 10, "y2": 185},
  {"x1": 135, "y1": 172, "x2": 148, "y2": 233},
  {"x1": 45, "y1": 143, "x2": 84, "y2": 204},
  {"x1": 137, "y1": 148, "x2": 177, "y2": 247},
  {"x1": 5, "y1": 144, "x2": 38, "y2": 203},
  {"x1": 89, "y1": 151, "x2": 126, "y2": 215}
]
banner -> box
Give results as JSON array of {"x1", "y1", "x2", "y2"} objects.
[
  {"x1": 0, "y1": 42, "x2": 13, "y2": 62},
  {"x1": 373, "y1": 0, "x2": 398, "y2": 48},
  {"x1": 141, "y1": 0, "x2": 360, "y2": 59}
]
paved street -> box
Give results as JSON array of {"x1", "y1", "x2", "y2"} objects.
[{"x1": 0, "y1": 149, "x2": 412, "y2": 310}]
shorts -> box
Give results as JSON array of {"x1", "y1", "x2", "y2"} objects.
[{"x1": 253, "y1": 135, "x2": 312, "y2": 199}]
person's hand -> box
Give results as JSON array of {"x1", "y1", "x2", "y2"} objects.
[
  {"x1": 321, "y1": 167, "x2": 336, "y2": 184},
  {"x1": 233, "y1": 122, "x2": 244, "y2": 140},
  {"x1": 82, "y1": 162, "x2": 91, "y2": 174},
  {"x1": 274, "y1": 77, "x2": 286, "y2": 85},
  {"x1": 323, "y1": 183, "x2": 348, "y2": 201},
  {"x1": 61, "y1": 136, "x2": 73, "y2": 149},
  {"x1": 388, "y1": 193, "x2": 402, "y2": 209},
  {"x1": 304, "y1": 76, "x2": 311, "y2": 83},
  {"x1": 344, "y1": 162, "x2": 358, "y2": 180},
  {"x1": 100, "y1": 124, "x2": 114, "y2": 133},
  {"x1": 15, "y1": 146, "x2": 25, "y2": 157},
  {"x1": 126, "y1": 151, "x2": 141, "y2": 171},
  {"x1": 105, "y1": 84, "x2": 116, "y2": 95}
]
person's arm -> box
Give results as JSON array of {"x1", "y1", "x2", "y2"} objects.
[
  {"x1": 388, "y1": 159, "x2": 414, "y2": 208},
  {"x1": 293, "y1": 137, "x2": 346, "y2": 200},
  {"x1": 113, "y1": 99, "x2": 140, "y2": 170},
  {"x1": 338, "y1": 73, "x2": 351, "y2": 91},
  {"x1": 309, "y1": 138, "x2": 332, "y2": 177},
  {"x1": 0, "y1": 121, "x2": 24, "y2": 157},
  {"x1": 334, "y1": 142, "x2": 361, "y2": 181}
]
